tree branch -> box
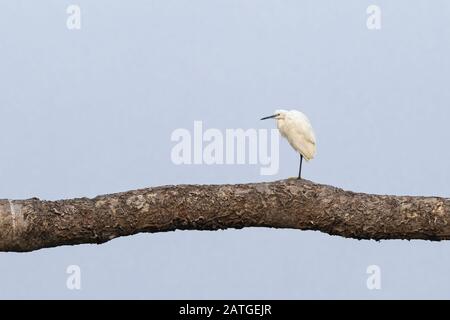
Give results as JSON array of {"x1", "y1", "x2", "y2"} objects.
[{"x1": 0, "y1": 179, "x2": 449, "y2": 252}]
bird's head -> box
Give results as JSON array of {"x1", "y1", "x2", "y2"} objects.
[{"x1": 260, "y1": 109, "x2": 287, "y2": 121}]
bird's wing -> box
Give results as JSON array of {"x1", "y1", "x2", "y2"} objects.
[{"x1": 285, "y1": 115, "x2": 317, "y2": 161}]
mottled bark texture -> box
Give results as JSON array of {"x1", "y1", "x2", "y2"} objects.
[{"x1": 0, "y1": 179, "x2": 449, "y2": 252}]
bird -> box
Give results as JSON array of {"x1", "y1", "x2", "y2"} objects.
[{"x1": 261, "y1": 109, "x2": 316, "y2": 179}]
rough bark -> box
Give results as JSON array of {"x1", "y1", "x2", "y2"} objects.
[{"x1": 0, "y1": 179, "x2": 449, "y2": 252}]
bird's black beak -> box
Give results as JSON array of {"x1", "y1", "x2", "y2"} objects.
[{"x1": 260, "y1": 114, "x2": 277, "y2": 120}]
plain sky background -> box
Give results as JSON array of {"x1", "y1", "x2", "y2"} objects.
[{"x1": 1, "y1": 0, "x2": 450, "y2": 299}]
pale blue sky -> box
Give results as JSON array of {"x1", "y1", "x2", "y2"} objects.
[{"x1": 1, "y1": 0, "x2": 450, "y2": 298}]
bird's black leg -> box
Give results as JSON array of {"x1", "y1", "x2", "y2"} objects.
[{"x1": 298, "y1": 155, "x2": 303, "y2": 180}]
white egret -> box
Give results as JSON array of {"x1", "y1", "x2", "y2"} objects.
[{"x1": 261, "y1": 109, "x2": 316, "y2": 179}]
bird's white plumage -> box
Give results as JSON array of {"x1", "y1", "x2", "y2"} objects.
[{"x1": 275, "y1": 109, "x2": 316, "y2": 161}]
